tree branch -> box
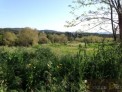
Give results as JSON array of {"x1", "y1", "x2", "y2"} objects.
[{"x1": 82, "y1": 21, "x2": 106, "y2": 32}]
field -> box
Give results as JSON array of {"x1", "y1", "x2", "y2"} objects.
[
  {"x1": 0, "y1": 0, "x2": 122, "y2": 91},
  {"x1": 0, "y1": 42, "x2": 122, "y2": 92},
  {"x1": 41, "y1": 42, "x2": 81, "y2": 56},
  {"x1": 41, "y1": 42, "x2": 99, "y2": 56}
]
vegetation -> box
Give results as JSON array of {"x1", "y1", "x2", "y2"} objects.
[
  {"x1": 0, "y1": 27, "x2": 113, "y2": 47},
  {"x1": 38, "y1": 32, "x2": 49, "y2": 44},
  {"x1": 0, "y1": 42, "x2": 122, "y2": 92},
  {"x1": 2, "y1": 32, "x2": 17, "y2": 46},
  {"x1": 0, "y1": 0, "x2": 122, "y2": 92},
  {"x1": 18, "y1": 27, "x2": 39, "y2": 46},
  {"x1": 0, "y1": 27, "x2": 120, "y2": 92},
  {"x1": 0, "y1": 35, "x2": 3, "y2": 45}
]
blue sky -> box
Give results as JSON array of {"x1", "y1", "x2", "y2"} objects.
[
  {"x1": 0, "y1": 0, "x2": 113, "y2": 33},
  {"x1": 0, "y1": 0, "x2": 75, "y2": 31}
]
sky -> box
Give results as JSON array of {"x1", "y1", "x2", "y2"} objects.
[
  {"x1": 0, "y1": 0, "x2": 77, "y2": 32},
  {"x1": 0, "y1": 0, "x2": 113, "y2": 33}
]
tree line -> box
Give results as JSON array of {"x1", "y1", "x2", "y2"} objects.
[
  {"x1": 0, "y1": 27, "x2": 113, "y2": 46},
  {"x1": 0, "y1": 27, "x2": 68, "y2": 46}
]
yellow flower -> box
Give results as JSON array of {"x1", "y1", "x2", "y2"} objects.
[{"x1": 28, "y1": 64, "x2": 31, "y2": 66}]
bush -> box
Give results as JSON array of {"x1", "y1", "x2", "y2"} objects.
[
  {"x1": 80, "y1": 44, "x2": 122, "y2": 91},
  {"x1": 0, "y1": 43, "x2": 122, "y2": 91},
  {"x1": 0, "y1": 35, "x2": 3, "y2": 45},
  {"x1": 2, "y1": 32, "x2": 17, "y2": 46},
  {"x1": 48, "y1": 34, "x2": 68, "y2": 44},
  {"x1": 81, "y1": 36, "x2": 114, "y2": 43},
  {"x1": 38, "y1": 32, "x2": 49, "y2": 44},
  {"x1": 18, "y1": 27, "x2": 39, "y2": 46}
]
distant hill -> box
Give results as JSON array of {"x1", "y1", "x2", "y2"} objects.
[
  {"x1": 39, "y1": 29, "x2": 59, "y2": 33},
  {"x1": 0, "y1": 28, "x2": 113, "y2": 38},
  {"x1": 98, "y1": 32, "x2": 112, "y2": 34},
  {"x1": 0, "y1": 28, "x2": 59, "y2": 32},
  {"x1": 0, "y1": 28, "x2": 112, "y2": 34},
  {"x1": 0, "y1": 28, "x2": 22, "y2": 34}
]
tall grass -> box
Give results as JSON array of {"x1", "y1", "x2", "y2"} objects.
[{"x1": 0, "y1": 43, "x2": 122, "y2": 92}]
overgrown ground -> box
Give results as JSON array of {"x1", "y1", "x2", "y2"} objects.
[
  {"x1": 0, "y1": 42, "x2": 122, "y2": 92},
  {"x1": 40, "y1": 42, "x2": 114, "y2": 56},
  {"x1": 40, "y1": 42, "x2": 97, "y2": 55}
]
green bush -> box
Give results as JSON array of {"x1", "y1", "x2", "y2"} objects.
[
  {"x1": 80, "y1": 44, "x2": 122, "y2": 91},
  {"x1": 0, "y1": 35, "x2": 3, "y2": 45},
  {"x1": 0, "y1": 43, "x2": 122, "y2": 91}
]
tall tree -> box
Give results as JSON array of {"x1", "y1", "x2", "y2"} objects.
[
  {"x1": 66, "y1": 0, "x2": 122, "y2": 41},
  {"x1": 105, "y1": 0, "x2": 122, "y2": 41}
]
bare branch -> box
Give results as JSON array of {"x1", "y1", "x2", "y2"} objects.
[
  {"x1": 79, "y1": 16, "x2": 118, "y2": 24},
  {"x1": 100, "y1": 27, "x2": 113, "y2": 34},
  {"x1": 102, "y1": 0, "x2": 119, "y2": 13},
  {"x1": 82, "y1": 21, "x2": 106, "y2": 32}
]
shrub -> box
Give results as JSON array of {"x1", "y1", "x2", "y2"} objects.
[
  {"x1": 0, "y1": 34, "x2": 3, "y2": 45},
  {"x1": 0, "y1": 43, "x2": 122, "y2": 91},
  {"x1": 2, "y1": 32, "x2": 17, "y2": 46},
  {"x1": 48, "y1": 34, "x2": 68, "y2": 44},
  {"x1": 18, "y1": 27, "x2": 39, "y2": 46},
  {"x1": 80, "y1": 44, "x2": 122, "y2": 91},
  {"x1": 38, "y1": 32, "x2": 49, "y2": 44}
]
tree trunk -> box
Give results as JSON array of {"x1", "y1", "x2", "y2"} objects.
[
  {"x1": 118, "y1": 13, "x2": 122, "y2": 42},
  {"x1": 110, "y1": 4, "x2": 116, "y2": 41}
]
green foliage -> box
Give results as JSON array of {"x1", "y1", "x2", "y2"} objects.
[
  {"x1": 59, "y1": 34, "x2": 68, "y2": 44},
  {"x1": 80, "y1": 43, "x2": 122, "y2": 91},
  {"x1": 18, "y1": 27, "x2": 39, "y2": 46},
  {"x1": 0, "y1": 28, "x2": 115, "y2": 47},
  {"x1": 48, "y1": 34, "x2": 68, "y2": 44},
  {"x1": 38, "y1": 32, "x2": 49, "y2": 44},
  {"x1": 2, "y1": 32, "x2": 17, "y2": 46},
  {"x1": 0, "y1": 43, "x2": 122, "y2": 91},
  {"x1": 0, "y1": 35, "x2": 3, "y2": 45},
  {"x1": 80, "y1": 36, "x2": 113, "y2": 43}
]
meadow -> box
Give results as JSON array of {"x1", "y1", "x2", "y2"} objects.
[
  {"x1": 0, "y1": 0, "x2": 122, "y2": 91},
  {"x1": 40, "y1": 42, "x2": 100, "y2": 56},
  {"x1": 0, "y1": 42, "x2": 122, "y2": 92}
]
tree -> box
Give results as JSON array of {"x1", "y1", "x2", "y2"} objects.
[
  {"x1": 53, "y1": 34, "x2": 61, "y2": 43},
  {"x1": 48, "y1": 34, "x2": 55, "y2": 43},
  {"x1": 65, "y1": 32, "x2": 75, "y2": 41},
  {"x1": 2, "y1": 31, "x2": 17, "y2": 46},
  {"x1": 18, "y1": 27, "x2": 39, "y2": 46},
  {"x1": 66, "y1": 0, "x2": 122, "y2": 41},
  {"x1": 48, "y1": 34, "x2": 68, "y2": 44},
  {"x1": 59, "y1": 34, "x2": 68, "y2": 43},
  {"x1": 38, "y1": 32, "x2": 49, "y2": 44}
]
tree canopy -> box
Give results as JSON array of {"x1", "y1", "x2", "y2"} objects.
[
  {"x1": 67, "y1": 0, "x2": 122, "y2": 41},
  {"x1": 3, "y1": 31, "x2": 17, "y2": 46},
  {"x1": 18, "y1": 27, "x2": 39, "y2": 46}
]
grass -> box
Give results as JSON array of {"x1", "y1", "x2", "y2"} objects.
[
  {"x1": 41, "y1": 43, "x2": 78, "y2": 56},
  {"x1": 0, "y1": 42, "x2": 115, "y2": 57},
  {"x1": 40, "y1": 42, "x2": 98, "y2": 56},
  {"x1": 0, "y1": 42, "x2": 110, "y2": 56}
]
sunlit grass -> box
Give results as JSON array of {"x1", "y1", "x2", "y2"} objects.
[{"x1": 41, "y1": 42, "x2": 96, "y2": 56}]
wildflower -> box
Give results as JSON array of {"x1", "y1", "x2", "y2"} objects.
[{"x1": 28, "y1": 64, "x2": 31, "y2": 66}]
